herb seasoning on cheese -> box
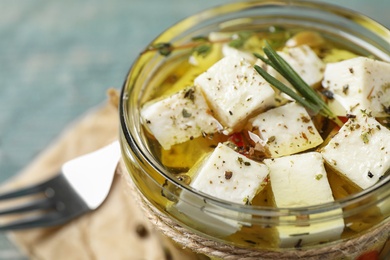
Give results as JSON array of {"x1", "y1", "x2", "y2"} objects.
[{"x1": 139, "y1": 27, "x2": 390, "y2": 247}]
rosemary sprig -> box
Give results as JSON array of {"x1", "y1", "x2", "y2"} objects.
[
  {"x1": 254, "y1": 65, "x2": 321, "y2": 114},
  {"x1": 141, "y1": 36, "x2": 232, "y2": 57},
  {"x1": 141, "y1": 31, "x2": 258, "y2": 57},
  {"x1": 254, "y1": 42, "x2": 343, "y2": 127}
]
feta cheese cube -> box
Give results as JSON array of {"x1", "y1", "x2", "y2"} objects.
[
  {"x1": 254, "y1": 59, "x2": 294, "y2": 105},
  {"x1": 222, "y1": 43, "x2": 257, "y2": 63},
  {"x1": 264, "y1": 152, "x2": 344, "y2": 247},
  {"x1": 190, "y1": 142, "x2": 269, "y2": 204},
  {"x1": 276, "y1": 211, "x2": 344, "y2": 248},
  {"x1": 175, "y1": 142, "x2": 269, "y2": 236},
  {"x1": 265, "y1": 152, "x2": 334, "y2": 207},
  {"x1": 322, "y1": 57, "x2": 390, "y2": 117},
  {"x1": 249, "y1": 102, "x2": 323, "y2": 157},
  {"x1": 278, "y1": 45, "x2": 325, "y2": 87},
  {"x1": 195, "y1": 56, "x2": 275, "y2": 133},
  {"x1": 219, "y1": 32, "x2": 263, "y2": 64},
  {"x1": 254, "y1": 45, "x2": 325, "y2": 104},
  {"x1": 140, "y1": 86, "x2": 221, "y2": 150},
  {"x1": 321, "y1": 111, "x2": 390, "y2": 189},
  {"x1": 174, "y1": 191, "x2": 250, "y2": 237}
]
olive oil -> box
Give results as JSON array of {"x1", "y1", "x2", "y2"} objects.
[{"x1": 136, "y1": 27, "x2": 388, "y2": 248}]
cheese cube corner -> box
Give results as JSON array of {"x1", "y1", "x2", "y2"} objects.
[
  {"x1": 265, "y1": 152, "x2": 334, "y2": 207},
  {"x1": 250, "y1": 102, "x2": 323, "y2": 157},
  {"x1": 140, "y1": 86, "x2": 221, "y2": 150},
  {"x1": 278, "y1": 44, "x2": 325, "y2": 87},
  {"x1": 190, "y1": 142, "x2": 269, "y2": 204},
  {"x1": 195, "y1": 56, "x2": 275, "y2": 133},
  {"x1": 222, "y1": 43, "x2": 257, "y2": 63},
  {"x1": 175, "y1": 142, "x2": 269, "y2": 237},
  {"x1": 321, "y1": 111, "x2": 390, "y2": 189},
  {"x1": 322, "y1": 57, "x2": 390, "y2": 117},
  {"x1": 265, "y1": 152, "x2": 344, "y2": 247}
]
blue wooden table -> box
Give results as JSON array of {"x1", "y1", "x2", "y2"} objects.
[{"x1": 0, "y1": 0, "x2": 389, "y2": 258}]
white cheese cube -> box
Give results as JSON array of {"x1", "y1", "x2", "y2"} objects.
[
  {"x1": 190, "y1": 142, "x2": 269, "y2": 204},
  {"x1": 254, "y1": 45, "x2": 325, "y2": 103},
  {"x1": 140, "y1": 86, "x2": 221, "y2": 150},
  {"x1": 222, "y1": 43, "x2": 257, "y2": 63},
  {"x1": 175, "y1": 142, "x2": 269, "y2": 237},
  {"x1": 174, "y1": 191, "x2": 250, "y2": 237},
  {"x1": 265, "y1": 152, "x2": 334, "y2": 207},
  {"x1": 249, "y1": 102, "x2": 323, "y2": 157},
  {"x1": 276, "y1": 210, "x2": 344, "y2": 248},
  {"x1": 321, "y1": 111, "x2": 390, "y2": 189},
  {"x1": 254, "y1": 59, "x2": 294, "y2": 105},
  {"x1": 194, "y1": 56, "x2": 275, "y2": 133},
  {"x1": 278, "y1": 45, "x2": 325, "y2": 87},
  {"x1": 322, "y1": 57, "x2": 390, "y2": 117},
  {"x1": 264, "y1": 152, "x2": 344, "y2": 247}
]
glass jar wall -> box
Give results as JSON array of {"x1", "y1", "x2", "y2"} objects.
[{"x1": 120, "y1": 1, "x2": 390, "y2": 259}]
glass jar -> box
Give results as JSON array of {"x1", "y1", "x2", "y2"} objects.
[{"x1": 119, "y1": 1, "x2": 390, "y2": 259}]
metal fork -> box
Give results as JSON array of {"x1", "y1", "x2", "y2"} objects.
[{"x1": 0, "y1": 141, "x2": 121, "y2": 231}]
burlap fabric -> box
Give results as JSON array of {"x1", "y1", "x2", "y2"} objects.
[{"x1": 0, "y1": 89, "x2": 200, "y2": 260}]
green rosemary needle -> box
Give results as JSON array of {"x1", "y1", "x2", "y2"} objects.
[{"x1": 254, "y1": 42, "x2": 343, "y2": 127}]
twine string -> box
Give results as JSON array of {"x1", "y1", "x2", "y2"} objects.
[{"x1": 119, "y1": 162, "x2": 390, "y2": 260}]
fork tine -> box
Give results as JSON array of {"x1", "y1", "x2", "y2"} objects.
[
  {"x1": 0, "y1": 211, "x2": 66, "y2": 231},
  {"x1": 0, "y1": 181, "x2": 48, "y2": 200},
  {"x1": 0, "y1": 198, "x2": 54, "y2": 215}
]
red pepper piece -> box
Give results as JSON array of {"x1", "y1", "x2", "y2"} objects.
[
  {"x1": 338, "y1": 116, "x2": 349, "y2": 124},
  {"x1": 356, "y1": 250, "x2": 379, "y2": 260},
  {"x1": 227, "y1": 132, "x2": 245, "y2": 147}
]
